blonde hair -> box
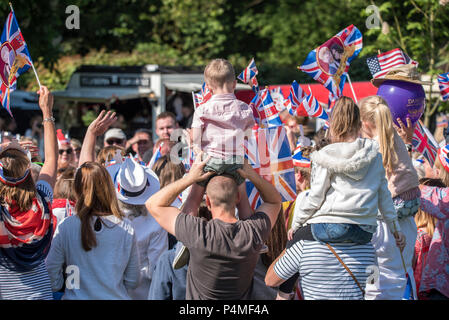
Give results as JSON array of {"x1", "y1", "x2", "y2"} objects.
[
  {"x1": 359, "y1": 95, "x2": 398, "y2": 174},
  {"x1": 152, "y1": 156, "x2": 185, "y2": 188},
  {"x1": 74, "y1": 162, "x2": 124, "y2": 251},
  {"x1": 329, "y1": 96, "x2": 361, "y2": 143},
  {"x1": 416, "y1": 178, "x2": 446, "y2": 237},
  {"x1": 435, "y1": 155, "x2": 449, "y2": 186},
  {"x1": 204, "y1": 59, "x2": 235, "y2": 90},
  {"x1": 0, "y1": 150, "x2": 36, "y2": 212}
]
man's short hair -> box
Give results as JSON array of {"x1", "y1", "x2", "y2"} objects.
[
  {"x1": 134, "y1": 128, "x2": 152, "y2": 137},
  {"x1": 204, "y1": 59, "x2": 235, "y2": 89},
  {"x1": 156, "y1": 111, "x2": 176, "y2": 123},
  {"x1": 205, "y1": 175, "x2": 238, "y2": 210}
]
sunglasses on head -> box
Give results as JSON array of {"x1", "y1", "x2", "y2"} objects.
[
  {"x1": 59, "y1": 148, "x2": 73, "y2": 155},
  {"x1": 106, "y1": 138, "x2": 124, "y2": 145}
]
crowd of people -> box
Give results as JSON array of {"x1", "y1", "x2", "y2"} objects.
[{"x1": 0, "y1": 58, "x2": 448, "y2": 301}]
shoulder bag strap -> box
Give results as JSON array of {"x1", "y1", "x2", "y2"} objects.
[{"x1": 326, "y1": 243, "x2": 365, "y2": 295}]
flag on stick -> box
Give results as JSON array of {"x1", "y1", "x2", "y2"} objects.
[
  {"x1": 437, "y1": 72, "x2": 449, "y2": 101},
  {"x1": 0, "y1": 8, "x2": 34, "y2": 116},
  {"x1": 299, "y1": 24, "x2": 363, "y2": 98}
]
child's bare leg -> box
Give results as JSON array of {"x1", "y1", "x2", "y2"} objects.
[
  {"x1": 236, "y1": 183, "x2": 253, "y2": 220},
  {"x1": 181, "y1": 183, "x2": 205, "y2": 217}
]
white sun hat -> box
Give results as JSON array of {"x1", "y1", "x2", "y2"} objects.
[{"x1": 106, "y1": 156, "x2": 160, "y2": 205}]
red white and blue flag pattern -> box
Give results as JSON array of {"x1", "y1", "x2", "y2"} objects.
[
  {"x1": 192, "y1": 82, "x2": 212, "y2": 108},
  {"x1": 299, "y1": 24, "x2": 363, "y2": 98},
  {"x1": 366, "y1": 48, "x2": 418, "y2": 79},
  {"x1": 412, "y1": 121, "x2": 439, "y2": 167},
  {"x1": 238, "y1": 58, "x2": 259, "y2": 93},
  {"x1": 284, "y1": 80, "x2": 307, "y2": 116},
  {"x1": 437, "y1": 72, "x2": 449, "y2": 101},
  {"x1": 244, "y1": 126, "x2": 296, "y2": 210},
  {"x1": 148, "y1": 142, "x2": 163, "y2": 169},
  {"x1": 249, "y1": 88, "x2": 283, "y2": 128},
  {"x1": 299, "y1": 93, "x2": 329, "y2": 120},
  {"x1": 0, "y1": 11, "x2": 33, "y2": 116}
]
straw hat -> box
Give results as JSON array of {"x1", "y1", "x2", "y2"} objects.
[{"x1": 372, "y1": 64, "x2": 432, "y2": 87}]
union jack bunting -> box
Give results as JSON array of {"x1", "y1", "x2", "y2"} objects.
[
  {"x1": 412, "y1": 121, "x2": 439, "y2": 167},
  {"x1": 0, "y1": 11, "x2": 34, "y2": 116},
  {"x1": 285, "y1": 80, "x2": 307, "y2": 116},
  {"x1": 366, "y1": 48, "x2": 418, "y2": 80},
  {"x1": 299, "y1": 24, "x2": 363, "y2": 98},
  {"x1": 298, "y1": 93, "x2": 329, "y2": 120},
  {"x1": 244, "y1": 126, "x2": 296, "y2": 210},
  {"x1": 437, "y1": 72, "x2": 449, "y2": 101}
]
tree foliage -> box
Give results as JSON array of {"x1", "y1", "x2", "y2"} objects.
[{"x1": 0, "y1": 0, "x2": 447, "y2": 120}]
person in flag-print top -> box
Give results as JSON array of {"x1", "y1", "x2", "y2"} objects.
[
  {"x1": 417, "y1": 145, "x2": 449, "y2": 300},
  {"x1": 0, "y1": 86, "x2": 58, "y2": 300}
]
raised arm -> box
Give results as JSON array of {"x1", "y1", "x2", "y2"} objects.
[
  {"x1": 36, "y1": 86, "x2": 58, "y2": 189},
  {"x1": 78, "y1": 110, "x2": 117, "y2": 167},
  {"x1": 146, "y1": 153, "x2": 213, "y2": 236},
  {"x1": 237, "y1": 162, "x2": 282, "y2": 229}
]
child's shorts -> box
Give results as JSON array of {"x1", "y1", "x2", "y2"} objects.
[{"x1": 196, "y1": 155, "x2": 245, "y2": 187}]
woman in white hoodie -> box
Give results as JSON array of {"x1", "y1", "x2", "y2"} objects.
[{"x1": 289, "y1": 97, "x2": 405, "y2": 249}]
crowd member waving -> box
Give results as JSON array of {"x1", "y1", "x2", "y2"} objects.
[{"x1": 0, "y1": 86, "x2": 58, "y2": 300}]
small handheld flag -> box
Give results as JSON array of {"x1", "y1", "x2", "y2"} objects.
[
  {"x1": 437, "y1": 72, "x2": 449, "y2": 101},
  {"x1": 412, "y1": 121, "x2": 439, "y2": 167},
  {"x1": 238, "y1": 58, "x2": 259, "y2": 93}
]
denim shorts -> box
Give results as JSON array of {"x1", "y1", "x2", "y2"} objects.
[{"x1": 311, "y1": 223, "x2": 373, "y2": 245}]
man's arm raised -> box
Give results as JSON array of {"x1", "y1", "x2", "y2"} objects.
[
  {"x1": 237, "y1": 162, "x2": 282, "y2": 229},
  {"x1": 146, "y1": 153, "x2": 213, "y2": 236}
]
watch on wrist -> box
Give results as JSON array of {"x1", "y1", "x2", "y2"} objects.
[
  {"x1": 405, "y1": 143, "x2": 413, "y2": 152},
  {"x1": 42, "y1": 116, "x2": 55, "y2": 124}
]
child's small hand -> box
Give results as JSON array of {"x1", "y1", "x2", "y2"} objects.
[
  {"x1": 393, "y1": 231, "x2": 406, "y2": 252},
  {"x1": 287, "y1": 228, "x2": 294, "y2": 241}
]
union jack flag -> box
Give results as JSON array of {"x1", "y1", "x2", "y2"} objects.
[
  {"x1": 327, "y1": 91, "x2": 337, "y2": 109},
  {"x1": 249, "y1": 89, "x2": 282, "y2": 128},
  {"x1": 412, "y1": 121, "x2": 439, "y2": 167},
  {"x1": 299, "y1": 24, "x2": 363, "y2": 98},
  {"x1": 298, "y1": 93, "x2": 329, "y2": 120},
  {"x1": 437, "y1": 72, "x2": 449, "y2": 101},
  {"x1": 238, "y1": 58, "x2": 259, "y2": 93},
  {"x1": 285, "y1": 80, "x2": 307, "y2": 116},
  {"x1": 366, "y1": 48, "x2": 418, "y2": 79},
  {"x1": 0, "y1": 11, "x2": 33, "y2": 117},
  {"x1": 292, "y1": 149, "x2": 311, "y2": 168},
  {"x1": 238, "y1": 58, "x2": 258, "y2": 83},
  {"x1": 244, "y1": 126, "x2": 296, "y2": 210},
  {"x1": 192, "y1": 82, "x2": 212, "y2": 108}
]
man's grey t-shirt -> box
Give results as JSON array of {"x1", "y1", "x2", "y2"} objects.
[{"x1": 175, "y1": 212, "x2": 271, "y2": 300}]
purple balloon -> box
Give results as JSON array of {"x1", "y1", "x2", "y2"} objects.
[{"x1": 376, "y1": 80, "x2": 426, "y2": 127}]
